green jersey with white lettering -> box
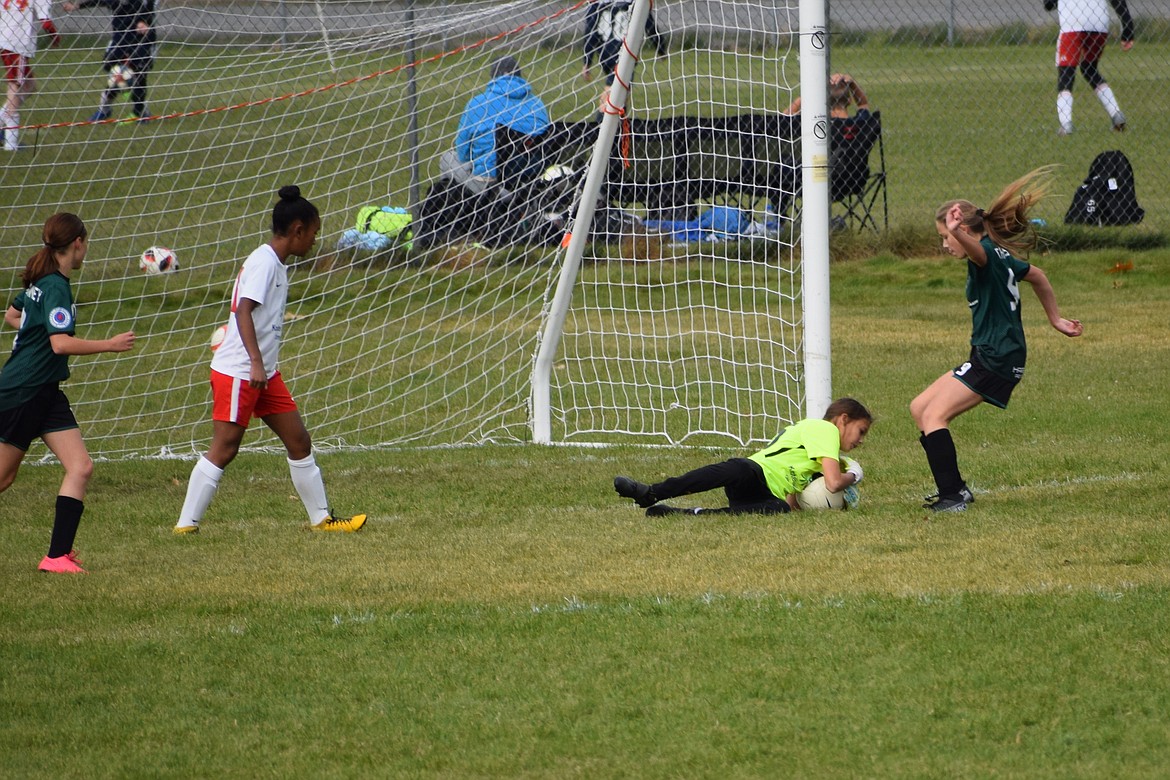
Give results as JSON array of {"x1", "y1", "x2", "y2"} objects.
[
  {"x1": 0, "y1": 272, "x2": 75, "y2": 411},
  {"x1": 968, "y1": 236, "x2": 1031, "y2": 380}
]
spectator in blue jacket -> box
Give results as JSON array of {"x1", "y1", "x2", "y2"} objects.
[{"x1": 440, "y1": 56, "x2": 550, "y2": 195}]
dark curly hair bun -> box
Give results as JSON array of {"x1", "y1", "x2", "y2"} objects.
[{"x1": 272, "y1": 185, "x2": 318, "y2": 234}]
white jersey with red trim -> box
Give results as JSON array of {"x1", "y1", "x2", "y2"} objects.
[
  {"x1": 210, "y1": 243, "x2": 288, "y2": 380},
  {"x1": 0, "y1": 0, "x2": 52, "y2": 58},
  {"x1": 1057, "y1": 0, "x2": 1113, "y2": 34}
]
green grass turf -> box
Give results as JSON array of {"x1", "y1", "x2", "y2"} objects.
[{"x1": 2, "y1": 246, "x2": 1167, "y2": 777}]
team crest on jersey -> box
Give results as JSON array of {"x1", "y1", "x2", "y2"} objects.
[{"x1": 49, "y1": 307, "x2": 73, "y2": 329}]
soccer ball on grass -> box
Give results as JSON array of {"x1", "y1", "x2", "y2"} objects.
[{"x1": 139, "y1": 246, "x2": 179, "y2": 275}]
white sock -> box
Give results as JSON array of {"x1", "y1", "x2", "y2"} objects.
[
  {"x1": 1095, "y1": 84, "x2": 1121, "y2": 117},
  {"x1": 177, "y1": 456, "x2": 224, "y2": 527},
  {"x1": 2, "y1": 110, "x2": 18, "y2": 150},
  {"x1": 1056, "y1": 91, "x2": 1073, "y2": 129},
  {"x1": 288, "y1": 453, "x2": 330, "y2": 525}
]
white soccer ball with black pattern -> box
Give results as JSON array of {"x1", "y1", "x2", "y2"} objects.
[
  {"x1": 797, "y1": 476, "x2": 848, "y2": 510},
  {"x1": 140, "y1": 246, "x2": 178, "y2": 275},
  {"x1": 108, "y1": 63, "x2": 134, "y2": 91}
]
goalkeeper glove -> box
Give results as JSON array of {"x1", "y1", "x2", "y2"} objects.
[
  {"x1": 843, "y1": 485, "x2": 860, "y2": 510},
  {"x1": 841, "y1": 456, "x2": 863, "y2": 485}
]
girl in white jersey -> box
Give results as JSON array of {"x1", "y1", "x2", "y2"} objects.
[
  {"x1": 174, "y1": 186, "x2": 366, "y2": 534},
  {"x1": 1044, "y1": 0, "x2": 1134, "y2": 134}
]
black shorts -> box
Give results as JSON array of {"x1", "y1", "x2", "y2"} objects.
[
  {"x1": 0, "y1": 383, "x2": 79, "y2": 451},
  {"x1": 952, "y1": 347, "x2": 1020, "y2": 409}
]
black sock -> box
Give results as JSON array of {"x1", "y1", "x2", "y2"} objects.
[
  {"x1": 920, "y1": 429, "x2": 965, "y2": 497},
  {"x1": 47, "y1": 496, "x2": 84, "y2": 559}
]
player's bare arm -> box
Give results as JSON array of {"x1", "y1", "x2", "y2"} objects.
[
  {"x1": 233, "y1": 297, "x2": 268, "y2": 388},
  {"x1": 1024, "y1": 265, "x2": 1083, "y2": 337},
  {"x1": 49, "y1": 331, "x2": 135, "y2": 355}
]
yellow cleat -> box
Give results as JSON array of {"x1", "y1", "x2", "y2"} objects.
[
  {"x1": 311, "y1": 514, "x2": 367, "y2": 533},
  {"x1": 173, "y1": 524, "x2": 200, "y2": 535}
]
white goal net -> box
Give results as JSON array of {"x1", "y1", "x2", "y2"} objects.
[{"x1": 0, "y1": 0, "x2": 808, "y2": 459}]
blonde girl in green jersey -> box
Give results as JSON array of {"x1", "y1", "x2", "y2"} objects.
[
  {"x1": 0, "y1": 213, "x2": 135, "y2": 573},
  {"x1": 911, "y1": 168, "x2": 1083, "y2": 513}
]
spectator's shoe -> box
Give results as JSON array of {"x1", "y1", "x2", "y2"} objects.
[
  {"x1": 173, "y1": 523, "x2": 200, "y2": 535},
  {"x1": 311, "y1": 514, "x2": 367, "y2": 533},
  {"x1": 614, "y1": 476, "x2": 656, "y2": 508},
  {"x1": 1057, "y1": 123, "x2": 1074, "y2": 136},
  {"x1": 38, "y1": 554, "x2": 87, "y2": 574},
  {"x1": 89, "y1": 108, "x2": 112, "y2": 122},
  {"x1": 645, "y1": 504, "x2": 702, "y2": 517},
  {"x1": 1111, "y1": 112, "x2": 1127, "y2": 132}
]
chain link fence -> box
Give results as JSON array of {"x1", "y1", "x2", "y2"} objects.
[
  {"x1": 29, "y1": 0, "x2": 1167, "y2": 238},
  {"x1": 828, "y1": 0, "x2": 1170, "y2": 235}
]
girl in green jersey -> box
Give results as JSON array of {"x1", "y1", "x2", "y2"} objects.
[
  {"x1": 912, "y1": 169, "x2": 1083, "y2": 513},
  {"x1": 0, "y1": 213, "x2": 136, "y2": 573}
]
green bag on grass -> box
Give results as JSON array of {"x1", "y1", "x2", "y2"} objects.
[{"x1": 356, "y1": 206, "x2": 413, "y2": 249}]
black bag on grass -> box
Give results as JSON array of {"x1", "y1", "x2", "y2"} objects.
[{"x1": 1064, "y1": 150, "x2": 1144, "y2": 226}]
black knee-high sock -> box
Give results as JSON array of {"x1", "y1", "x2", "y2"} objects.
[
  {"x1": 47, "y1": 496, "x2": 84, "y2": 559},
  {"x1": 920, "y1": 429, "x2": 965, "y2": 496}
]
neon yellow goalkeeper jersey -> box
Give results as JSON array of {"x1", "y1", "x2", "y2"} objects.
[{"x1": 748, "y1": 418, "x2": 842, "y2": 500}]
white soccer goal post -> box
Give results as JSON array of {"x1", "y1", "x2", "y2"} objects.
[
  {"x1": 0, "y1": 0, "x2": 830, "y2": 459},
  {"x1": 532, "y1": 0, "x2": 831, "y2": 444}
]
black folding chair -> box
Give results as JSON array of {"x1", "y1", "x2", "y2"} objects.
[{"x1": 829, "y1": 110, "x2": 887, "y2": 232}]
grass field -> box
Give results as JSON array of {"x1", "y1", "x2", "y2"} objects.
[{"x1": 3, "y1": 243, "x2": 1168, "y2": 777}]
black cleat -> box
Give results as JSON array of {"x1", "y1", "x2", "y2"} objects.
[
  {"x1": 923, "y1": 485, "x2": 974, "y2": 510},
  {"x1": 924, "y1": 494, "x2": 970, "y2": 513},
  {"x1": 614, "y1": 476, "x2": 657, "y2": 508}
]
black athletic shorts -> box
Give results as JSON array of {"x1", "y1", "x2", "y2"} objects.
[
  {"x1": 0, "y1": 383, "x2": 79, "y2": 451},
  {"x1": 952, "y1": 347, "x2": 1020, "y2": 409}
]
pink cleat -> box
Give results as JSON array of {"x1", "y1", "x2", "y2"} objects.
[{"x1": 38, "y1": 554, "x2": 87, "y2": 574}]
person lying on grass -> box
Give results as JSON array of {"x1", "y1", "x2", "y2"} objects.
[{"x1": 614, "y1": 397, "x2": 871, "y2": 516}]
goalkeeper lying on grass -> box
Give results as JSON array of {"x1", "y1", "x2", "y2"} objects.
[{"x1": 614, "y1": 397, "x2": 871, "y2": 516}]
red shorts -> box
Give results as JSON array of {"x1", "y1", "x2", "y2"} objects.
[
  {"x1": 210, "y1": 369, "x2": 298, "y2": 427},
  {"x1": 2, "y1": 50, "x2": 32, "y2": 87},
  {"x1": 1057, "y1": 32, "x2": 1108, "y2": 68}
]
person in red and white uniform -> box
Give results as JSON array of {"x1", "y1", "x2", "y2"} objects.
[
  {"x1": 0, "y1": 0, "x2": 60, "y2": 151},
  {"x1": 1045, "y1": 0, "x2": 1134, "y2": 134},
  {"x1": 174, "y1": 186, "x2": 367, "y2": 535}
]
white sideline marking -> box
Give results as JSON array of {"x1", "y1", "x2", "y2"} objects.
[{"x1": 909, "y1": 471, "x2": 1144, "y2": 501}]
